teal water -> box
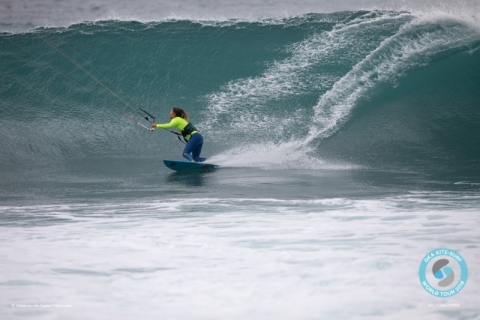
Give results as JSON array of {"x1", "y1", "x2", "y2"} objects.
[
  {"x1": 1, "y1": 8, "x2": 480, "y2": 320},
  {"x1": 1, "y1": 12, "x2": 480, "y2": 177}
]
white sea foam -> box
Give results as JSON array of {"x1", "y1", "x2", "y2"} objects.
[
  {"x1": 207, "y1": 141, "x2": 360, "y2": 170},
  {"x1": 1, "y1": 195, "x2": 479, "y2": 319}
]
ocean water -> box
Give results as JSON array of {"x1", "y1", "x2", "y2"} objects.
[{"x1": 1, "y1": 1, "x2": 480, "y2": 319}]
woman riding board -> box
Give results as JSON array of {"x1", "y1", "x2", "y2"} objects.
[{"x1": 151, "y1": 107, "x2": 206, "y2": 162}]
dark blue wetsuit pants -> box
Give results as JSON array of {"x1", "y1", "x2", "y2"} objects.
[{"x1": 183, "y1": 133, "x2": 205, "y2": 162}]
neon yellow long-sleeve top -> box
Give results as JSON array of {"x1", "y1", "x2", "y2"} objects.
[{"x1": 155, "y1": 117, "x2": 198, "y2": 141}]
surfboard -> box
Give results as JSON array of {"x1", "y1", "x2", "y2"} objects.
[{"x1": 163, "y1": 159, "x2": 217, "y2": 172}]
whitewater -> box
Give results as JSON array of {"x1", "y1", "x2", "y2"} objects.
[{"x1": 1, "y1": 0, "x2": 480, "y2": 319}]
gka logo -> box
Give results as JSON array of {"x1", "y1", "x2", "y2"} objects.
[{"x1": 419, "y1": 248, "x2": 468, "y2": 298}]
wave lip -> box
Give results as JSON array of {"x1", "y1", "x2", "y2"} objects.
[{"x1": 2, "y1": 0, "x2": 480, "y2": 30}]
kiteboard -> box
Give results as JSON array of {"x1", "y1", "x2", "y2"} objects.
[{"x1": 163, "y1": 159, "x2": 217, "y2": 172}]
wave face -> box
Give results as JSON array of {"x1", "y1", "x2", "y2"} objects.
[{"x1": 1, "y1": 11, "x2": 480, "y2": 175}]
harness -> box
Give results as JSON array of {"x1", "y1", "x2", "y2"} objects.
[{"x1": 181, "y1": 122, "x2": 197, "y2": 141}]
